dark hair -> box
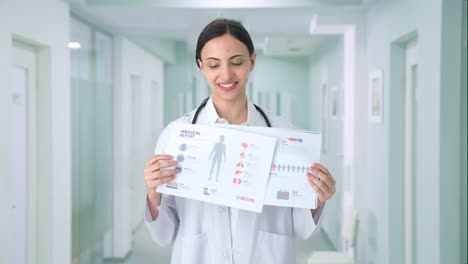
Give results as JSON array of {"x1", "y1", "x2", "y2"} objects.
[{"x1": 195, "y1": 18, "x2": 255, "y2": 68}]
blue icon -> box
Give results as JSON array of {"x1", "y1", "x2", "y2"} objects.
[
  {"x1": 177, "y1": 154, "x2": 185, "y2": 162},
  {"x1": 179, "y1": 143, "x2": 188, "y2": 152}
]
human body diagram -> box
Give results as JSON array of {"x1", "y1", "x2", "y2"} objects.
[{"x1": 209, "y1": 135, "x2": 226, "y2": 182}]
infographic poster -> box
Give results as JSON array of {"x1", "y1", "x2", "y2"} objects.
[
  {"x1": 218, "y1": 125, "x2": 322, "y2": 209},
  {"x1": 156, "y1": 123, "x2": 277, "y2": 212}
]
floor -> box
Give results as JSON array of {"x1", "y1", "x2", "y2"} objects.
[{"x1": 97, "y1": 221, "x2": 337, "y2": 264}]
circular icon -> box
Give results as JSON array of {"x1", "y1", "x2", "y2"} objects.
[
  {"x1": 179, "y1": 143, "x2": 188, "y2": 152},
  {"x1": 176, "y1": 154, "x2": 185, "y2": 162},
  {"x1": 175, "y1": 165, "x2": 183, "y2": 173},
  {"x1": 240, "y1": 152, "x2": 245, "y2": 158}
]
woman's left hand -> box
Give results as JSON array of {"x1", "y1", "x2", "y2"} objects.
[{"x1": 307, "y1": 163, "x2": 336, "y2": 207}]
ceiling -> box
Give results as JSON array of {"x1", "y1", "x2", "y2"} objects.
[{"x1": 69, "y1": 0, "x2": 376, "y2": 60}]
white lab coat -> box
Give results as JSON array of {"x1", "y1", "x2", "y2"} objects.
[{"x1": 145, "y1": 97, "x2": 323, "y2": 264}]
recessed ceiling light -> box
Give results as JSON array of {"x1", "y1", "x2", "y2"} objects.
[{"x1": 68, "y1": 42, "x2": 81, "y2": 49}]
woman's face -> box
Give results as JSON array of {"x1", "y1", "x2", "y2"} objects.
[{"x1": 198, "y1": 34, "x2": 256, "y2": 104}]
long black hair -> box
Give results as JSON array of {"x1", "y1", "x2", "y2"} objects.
[{"x1": 195, "y1": 18, "x2": 255, "y2": 68}]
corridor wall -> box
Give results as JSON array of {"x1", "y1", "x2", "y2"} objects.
[
  {"x1": 70, "y1": 16, "x2": 115, "y2": 262},
  {"x1": 252, "y1": 55, "x2": 310, "y2": 130},
  {"x1": 0, "y1": 1, "x2": 71, "y2": 263},
  {"x1": 363, "y1": 0, "x2": 464, "y2": 263},
  {"x1": 307, "y1": 37, "x2": 344, "y2": 249},
  {"x1": 459, "y1": 1, "x2": 467, "y2": 262},
  {"x1": 110, "y1": 36, "x2": 165, "y2": 258},
  {"x1": 164, "y1": 42, "x2": 195, "y2": 124}
]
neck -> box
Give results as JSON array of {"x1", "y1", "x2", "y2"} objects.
[{"x1": 212, "y1": 95, "x2": 248, "y2": 125}]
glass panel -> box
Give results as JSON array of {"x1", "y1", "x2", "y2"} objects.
[
  {"x1": 94, "y1": 30, "x2": 114, "y2": 248},
  {"x1": 70, "y1": 17, "x2": 93, "y2": 261},
  {"x1": 70, "y1": 16, "x2": 114, "y2": 263}
]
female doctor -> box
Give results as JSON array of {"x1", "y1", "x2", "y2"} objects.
[{"x1": 143, "y1": 18, "x2": 336, "y2": 264}]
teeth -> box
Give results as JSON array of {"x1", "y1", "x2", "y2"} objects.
[{"x1": 220, "y1": 83, "x2": 234, "y2": 88}]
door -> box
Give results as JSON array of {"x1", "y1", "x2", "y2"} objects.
[
  {"x1": 130, "y1": 74, "x2": 143, "y2": 230},
  {"x1": 404, "y1": 39, "x2": 417, "y2": 264},
  {"x1": 11, "y1": 41, "x2": 38, "y2": 264}
]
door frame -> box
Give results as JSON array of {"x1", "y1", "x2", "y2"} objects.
[
  {"x1": 12, "y1": 40, "x2": 38, "y2": 264},
  {"x1": 404, "y1": 39, "x2": 417, "y2": 264}
]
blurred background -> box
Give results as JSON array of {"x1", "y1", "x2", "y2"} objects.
[{"x1": 0, "y1": 0, "x2": 466, "y2": 263}]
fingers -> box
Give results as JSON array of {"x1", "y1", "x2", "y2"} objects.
[
  {"x1": 311, "y1": 163, "x2": 336, "y2": 185},
  {"x1": 307, "y1": 163, "x2": 337, "y2": 205},
  {"x1": 310, "y1": 168, "x2": 333, "y2": 187},
  {"x1": 307, "y1": 172, "x2": 333, "y2": 194},
  {"x1": 145, "y1": 154, "x2": 174, "y2": 168},
  {"x1": 146, "y1": 174, "x2": 177, "y2": 189},
  {"x1": 144, "y1": 154, "x2": 179, "y2": 191},
  {"x1": 146, "y1": 167, "x2": 179, "y2": 181},
  {"x1": 145, "y1": 160, "x2": 178, "y2": 175},
  {"x1": 307, "y1": 173, "x2": 335, "y2": 205},
  {"x1": 145, "y1": 168, "x2": 179, "y2": 188},
  {"x1": 308, "y1": 178, "x2": 326, "y2": 204},
  {"x1": 144, "y1": 154, "x2": 176, "y2": 175}
]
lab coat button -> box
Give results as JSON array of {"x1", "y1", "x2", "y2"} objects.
[
  {"x1": 224, "y1": 252, "x2": 231, "y2": 260},
  {"x1": 218, "y1": 206, "x2": 226, "y2": 213}
]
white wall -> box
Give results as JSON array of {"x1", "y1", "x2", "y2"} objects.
[
  {"x1": 0, "y1": 1, "x2": 70, "y2": 264},
  {"x1": 253, "y1": 55, "x2": 310, "y2": 129},
  {"x1": 461, "y1": 2, "x2": 467, "y2": 263},
  {"x1": 129, "y1": 37, "x2": 179, "y2": 64},
  {"x1": 307, "y1": 37, "x2": 345, "y2": 249},
  {"x1": 164, "y1": 42, "x2": 195, "y2": 124},
  {"x1": 110, "y1": 36, "x2": 165, "y2": 258},
  {"x1": 439, "y1": 1, "x2": 464, "y2": 263},
  {"x1": 363, "y1": 1, "x2": 463, "y2": 263},
  {"x1": 308, "y1": 53, "x2": 322, "y2": 132}
]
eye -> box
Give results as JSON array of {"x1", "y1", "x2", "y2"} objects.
[
  {"x1": 231, "y1": 62, "x2": 243, "y2": 66},
  {"x1": 208, "y1": 65, "x2": 220, "y2": 69}
]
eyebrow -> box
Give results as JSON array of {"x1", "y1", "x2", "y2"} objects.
[{"x1": 205, "y1": 54, "x2": 246, "y2": 61}]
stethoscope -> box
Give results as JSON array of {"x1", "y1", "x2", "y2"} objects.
[{"x1": 191, "y1": 97, "x2": 272, "y2": 127}]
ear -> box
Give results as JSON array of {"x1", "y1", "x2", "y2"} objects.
[
  {"x1": 249, "y1": 53, "x2": 257, "y2": 72},
  {"x1": 197, "y1": 58, "x2": 203, "y2": 69}
]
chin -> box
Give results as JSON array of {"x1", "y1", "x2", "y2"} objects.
[{"x1": 215, "y1": 90, "x2": 245, "y2": 102}]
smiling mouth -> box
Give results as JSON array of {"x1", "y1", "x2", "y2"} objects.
[{"x1": 218, "y1": 82, "x2": 237, "y2": 92}]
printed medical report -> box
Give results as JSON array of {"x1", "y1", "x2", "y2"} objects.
[
  {"x1": 156, "y1": 123, "x2": 277, "y2": 212},
  {"x1": 217, "y1": 124, "x2": 322, "y2": 209}
]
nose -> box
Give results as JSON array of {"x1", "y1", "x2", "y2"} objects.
[{"x1": 221, "y1": 64, "x2": 234, "y2": 80}]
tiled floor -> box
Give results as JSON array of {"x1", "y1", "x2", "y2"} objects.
[{"x1": 97, "y1": 222, "x2": 336, "y2": 264}]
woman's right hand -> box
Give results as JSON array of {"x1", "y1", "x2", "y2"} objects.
[{"x1": 144, "y1": 154, "x2": 179, "y2": 207}]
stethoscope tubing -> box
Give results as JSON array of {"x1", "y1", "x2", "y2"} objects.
[{"x1": 191, "y1": 97, "x2": 272, "y2": 128}]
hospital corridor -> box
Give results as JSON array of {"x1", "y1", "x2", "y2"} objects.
[{"x1": 0, "y1": 0, "x2": 466, "y2": 264}]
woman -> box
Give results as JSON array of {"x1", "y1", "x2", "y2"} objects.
[{"x1": 143, "y1": 18, "x2": 336, "y2": 264}]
